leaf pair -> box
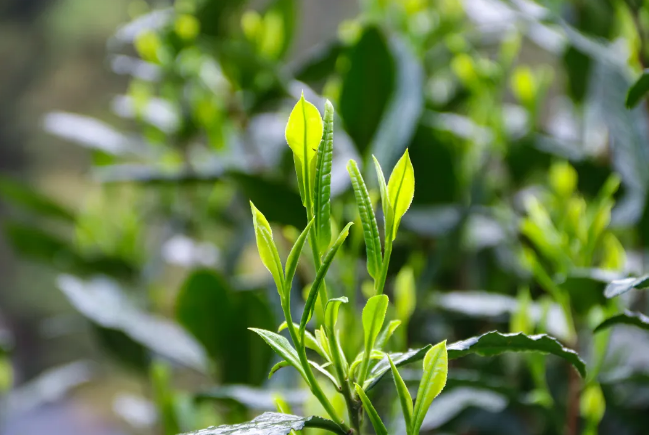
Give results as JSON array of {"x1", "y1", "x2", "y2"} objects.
[
  {"x1": 358, "y1": 341, "x2": 448, "y2": 435},
  {"x1": 347, "y1": 150, "x2": 415, "y2": 282},
  {"x1": 286, "y1": 95, "x2": 334, "y2": 250}
]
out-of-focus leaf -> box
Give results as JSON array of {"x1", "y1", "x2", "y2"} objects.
[
  {"x1": 94, "y1": 165, "x2": 223, "y2": 185},
  {"x1": 364, "y1": 345, "x2": 431, "y2": 391},
  {"x1": 93, "y1": 325, "x2": 149, "y2": 372},
  {"x1": 197, "y1": 0, "x2": 246, "y2": 37},
  {"x1": 604, "y1": 275, "x2": 649, "y2": 298},
  {"x1": 447, "y1": 331, "x2": 586, "y2": 377},
  {"x1": 57, "y1": 275, "x2": 207, "y2": 372},
  {"x1": 313, "y1": 100, "x2": 334, "y2": 250},
  {"x1": 264, "y1": 0, "x2": 298, "y2": 59},
  {"x1": 347, "y1": 160, "x2": 382, "y2": 279},
  {"x1": 293, "y1": 41, "x2": 344, "y2": 86},
  {"x1": 354, "y1": 384, "x2": 388, "y2": 435},
  {"x1": 229, "y1": 171, "x2": 306, "y2": 228},
  {"x1": 195, "y1": 386, "x2": 308, "y2": 410},
  {"x1": 370, "y1": 36, "x2": 423, "y2": 168},
  {"x1": 179, "y1": 412, "x2": 345, "y2": 435},
  {"x1": 559, "y1": 268, "x2": 616, "y2": 316},
  {"x1": 594, "y1": 310, "x2": 649, "y2": 333},
  {"x1": 626, "y1": 70, "x2": 649, "y2": 108},
  {"x1": 411, "y1": 341, "x2": 448, "y2": 435},
  {"x1": 339, "y1": 26, "x2": 395, "y2": 155},
  {"x1": 3, "y1": 222, "x2": 135, "y2": 280},
  {"x1": 0, "y1": 177, "x2": 74, "y2": 221}
]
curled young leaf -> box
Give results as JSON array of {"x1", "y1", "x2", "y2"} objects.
[
  {"x1": 347, "y1": 159, "x2": 382, "y2": 279},
  {"x1": 284, "y1": 218, "x2": 315, "y2": 297},
  {"x1": 324, "y1": 297, "x2": 348, "y2": 336},
  {"x1": 411, "y1": 340, "x2": 448, "y2": 435},
  {"x1": 373, "y1": 156, "x2": 392, "y2": 235},
  {"x1": 313, "y1": 100, "x2": 334, "y2": 250},
  {"x1": 387, "y1": 149, "x2": 415, "y2": 239}
]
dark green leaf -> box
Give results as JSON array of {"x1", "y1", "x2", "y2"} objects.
[
  {"x1": 339, "y1": 26, "x2": 394, "y2": 154},
  {"x1": 604, "y1": 274, "x2": 649, "y2": 298},
  {"x1": 626, "y1": 69, "x2": 649, "y2": 108},
  {"x1": 594, "y1": 310, "x2": 649, "y2": 333},
  {"x1": 370, "y1": 36, "x2": 423, "y2": 168},
  {"x1": 313, "y1": 100, "x2": 334, "y2": 250},
  {"x1": 347, "y1": 160, "x2": 382, "y2": 279},
  {"x1": 559, "y1": 268, "x2": 613, "y2": 315},
  {"x1": 57, "y1": 275, "x2": 207, "y2": 372},
  {"x1": 0, "y1": 177, "x2": 74, "y2": 221},
  {"x1": 179, "y1": 412, "x2": 345, "y2": 435},
  {"x1": 447, "y1": 331, "x2": 586, "y2": 378}
]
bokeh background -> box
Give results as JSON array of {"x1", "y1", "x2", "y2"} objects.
[{"x1": 2, "y1": 0, "x2": 649, "y2": 434}]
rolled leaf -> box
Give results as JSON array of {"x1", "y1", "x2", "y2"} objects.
[
  {"x1": 347, "y1": 159, "x2": 382, "y2": 278},
  {"x1": 284, "y1": 218, "x2": 315, "y2": 296},
  {"x1": 372, "y1": 156, "x2": 392, "y2": 235},
  {"x1": 313, "y1": 100, "x2": 334, "y2": 250}
]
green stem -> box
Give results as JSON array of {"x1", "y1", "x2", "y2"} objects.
[
  {"x1": 283, "y1": 303, "x2": 349, "y2": 433},
  {"x1": 374, "y1": 234, "x2": 393, "y2": 295},
  {"x1": 328, "y1": 329, "x2": 361, "y2": 434}
]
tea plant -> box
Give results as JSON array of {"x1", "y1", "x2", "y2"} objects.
[{"x1": 181, "y1": 96, "x2": 586, "y2": 435}]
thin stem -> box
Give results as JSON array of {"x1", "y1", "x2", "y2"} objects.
[
  {"x1": 374, "y1": 236, "x2": 393, "y2": 295},
  {"x1": 328, "y1": 329, "x2": 361, "y2": 434},
  {"x1": 283, "y1": 302, "x2": 350, "y2": 433}
]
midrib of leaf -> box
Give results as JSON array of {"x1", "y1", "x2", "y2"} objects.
[
  {"x1": 302, "y1": 100, "x2": 312, "y2": 214},
  {"x1": 392, "y1": 162, "x2": 408, "y2": 227}
]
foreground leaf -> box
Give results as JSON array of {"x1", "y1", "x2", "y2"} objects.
[
  {"x1": 354, "y1": 384, "x2": 388, "y2": 435},
  {"x1": 594, "y1": 310, "x2": 649, "y2": 333},
  {"x1": 347, "y1": 159, "x2": 382, "y2": 278},
  {"x1": 179, "y1": 412, "x2": 345, "y2": 435},
  {"x1": 412, "y1": 341, "x2": 448, "y2": 435},
  {"x1": 447, "y1": 331, "x2": 586, "y2": 378},
  {"x1": 626, "y1": 69, "x2": 649, "y2": 108},
  {"x1": 359, "y1": 295, "x2": 389, "y2": 382},
  {"x1": 604, "y1": 275, "x2": 649, "y2": 298},
  {"x1": 285, "y1": 94, "x2": 323, "y2": 167},
  {"x1": 251, "y1": 203, "x2": 285, "y2": 294}
]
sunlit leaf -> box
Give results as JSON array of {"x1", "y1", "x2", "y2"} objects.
[
  {"x1": 358, "y1": 295, "x2": 389, "y2": 383},
  {"x1": 375, "y1": 320, "x2": 401, "y2": 350},
  {"x1": 251, "y1": 202, "x2": 285, "y2": 294},
  {"x1": 388, "y1": 356, "x2": 413, "y2": 431},
  {"x1": 284, "y1": 218, "x2": 315, "y2": 295},
  {"x1": 387, "y1": 149, "x2": 415, "y2": 238},
  {"x1": 249, "y1": 329, "x2": 306, "y2": 381},
  {"x1": 411, "y1": 341, "x2": 448, "y2": 435},
  {"x1": 604, "y1": 274, "x2": 649, "y2": 298}
]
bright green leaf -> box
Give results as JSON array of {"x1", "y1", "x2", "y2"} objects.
[
  {"x1": 358, "y1": 294, "x2": 389, "y2": 383},
  {"x1": 387, "y1": 149, "x2": 415, "y2": 238},
  {"x1": 179, "y1": 412, "x2": 346, "y2": 435},
  {"x1": 395, "y1": 266, "x2": 416, "y2": 324},
  {"x1": 375, "y1": 320, "x2": 401, "y2": 350},
  {"x1": 372, "y1": 155, "x2": 392, "y2": 235},
  {"x1": 249, "y1": 328, "x2": 307, "y2": 381},
  {"x1": 284, "y1": 218, "x2": 315, "y2": 296},
  {"x1": 251, "y1": 202, "x2": 285, "y2": 294},
  {"x1": 388, "y1": 355, "x2": 413, "y2": 431},
  {"x1": 411, "y1": 341, "x2": 448, "y2": 435},
  {"x1": 324, "y1": 297, "x2": 348, "y2": 336}
]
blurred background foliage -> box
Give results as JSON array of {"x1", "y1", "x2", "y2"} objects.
[{"x1": 2, "y1": 0, "x2": 649, "y2": 434}]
